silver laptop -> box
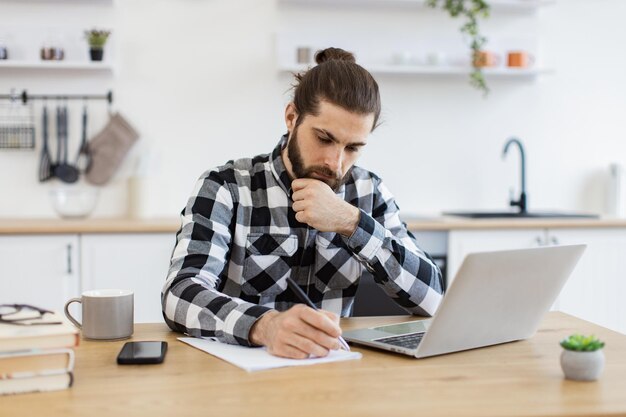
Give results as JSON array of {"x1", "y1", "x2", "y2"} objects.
[{"x1": 343, "y1": 244, "x2": 586, "y2": 358}]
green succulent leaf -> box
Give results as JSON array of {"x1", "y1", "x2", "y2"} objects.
[
  {"x1": 85, "y1": 29, "x2": 112, "y2": 48},
  {"x1": 560, "y1": 334, "x2": 605, "y2": 351}
]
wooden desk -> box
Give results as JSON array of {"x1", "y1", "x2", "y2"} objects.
[{"x1": 1, "y1": 312, "x2": 625, "y2": 417}]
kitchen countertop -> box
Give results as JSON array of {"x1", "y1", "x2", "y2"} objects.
[
  {"x1": 2, "y1": 216, "x2": 626, "y2": 234},
  {"x1": 0, "y1": 218, "x2": 181, "y2": 234},
  {"x1": 403, "y1": 216, "x2": 626, "y2": 230}
]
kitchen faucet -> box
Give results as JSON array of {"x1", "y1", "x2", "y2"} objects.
[{"x1": 502, "y1": 137, "x2": 527, "y2": 214}]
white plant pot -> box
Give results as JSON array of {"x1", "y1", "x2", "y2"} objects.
[{"x1": 560, "y1": 349, "x2": 605, "y2": 381}]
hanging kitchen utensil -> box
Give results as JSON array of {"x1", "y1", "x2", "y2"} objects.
[
  {"x1": 52, "y1": 104, "x2": 61, "y2": 173},
  {"x1": 53, "y1": 104, "x2": 65, "y2": 179},
  {"x1": 38, "y1": 102, "x2": 54, "y2": 182},
  {"x1": 54, "y1": 102, "x2": 79, "y2": 183},
  {"x1": 75, "y1": 101, "x2": 90, "y2": 172}
]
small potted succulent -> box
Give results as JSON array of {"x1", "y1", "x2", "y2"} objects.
[
  {"x1": 84, "y1": 29, "x2": 111, "y2": 61},
  {"x1": 560, "y1": 334, "x2": 605, "y2": 381}
]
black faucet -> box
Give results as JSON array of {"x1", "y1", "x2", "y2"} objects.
[{"x1": 502, "y1": 137, "x2": 527, "y2": 214}]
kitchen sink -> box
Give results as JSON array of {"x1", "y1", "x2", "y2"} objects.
[{"x1": 443, "y1": 211, "x2": 599, "y2": 219}]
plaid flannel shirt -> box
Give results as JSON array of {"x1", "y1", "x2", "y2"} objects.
[{"x1": 162, "y1": 135, "x2": 444, "y2": 346}]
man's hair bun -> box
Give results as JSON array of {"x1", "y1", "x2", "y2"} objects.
[
  {"x1": 314, "y1": 47, "x2": 356, "y2": 65},
  {"x1": 291, "y1": 46, "x2": 380, "y2": 132}
]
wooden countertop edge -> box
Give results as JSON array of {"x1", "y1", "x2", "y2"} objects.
[
  {"x1": 0, "y1": 218, "x2": 181, "y2": 234},
  {"x1": 2, "y1": 216, "x2": 626, "y2": 234},
  {"x1": 404, "y1": 217, "x2": 626, "y2": 230}
]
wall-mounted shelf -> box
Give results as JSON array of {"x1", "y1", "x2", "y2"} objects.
[
  {"x1": 0, "y1": 0, "x2": 113, "y2": 3},
  {"x1": 278, "y1": 0, "x2": 555, "y2": 12},
  {"x1": 279, "y1": 64, "x2": 552, "y2": 79},
  {"x1": 276, "y1": 0, "x2": 549, "y2": 85},
  {"x1": 0, "y1": 60, "x2": 114, "y2": 73}
]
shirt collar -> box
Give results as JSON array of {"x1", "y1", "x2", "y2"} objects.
[{"x1": 269, "y1": 134, "x2": 293, "y2": 196}]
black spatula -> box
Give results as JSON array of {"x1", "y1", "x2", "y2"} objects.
[
  {"x1": 75, "y1": 103, "x2": 91, "y2": 172},
  {"x1": 54, "y1": 104, "x2": 79, "y2": 184},
  {"x1": 38, "y1": 104, "x2": 54, "y2": 182}
]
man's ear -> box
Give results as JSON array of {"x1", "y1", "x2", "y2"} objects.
[{"x1": 284, "y1": 103, "x2": 299, "y2": 134}]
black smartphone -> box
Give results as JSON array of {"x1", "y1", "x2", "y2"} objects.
[{"x1": 117, "y1": 341, "x2": 168, "y2": 365}]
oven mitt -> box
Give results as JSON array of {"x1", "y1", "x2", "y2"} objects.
[{"x1": 86, "y1": 113, "x2": 139, "y2": 185}]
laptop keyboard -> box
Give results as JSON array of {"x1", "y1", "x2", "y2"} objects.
[{"x1": 375, "y1": 332, "x2": 425, "y2": 350}]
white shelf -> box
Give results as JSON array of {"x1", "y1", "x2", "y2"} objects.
[
  {"x1": 278, "y1": 0, "x2": 555, "y2": 12},
  {"x1": 0, "y1": 60, "x2": 114, "y2": 72},
  {"x1": 279, "y1": 64, "x2": 552, "y2": 79},
  {"x1": 0, "y1": 0, "x2": 113, "y2": 3}
]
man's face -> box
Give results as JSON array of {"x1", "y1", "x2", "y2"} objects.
[{"x1": 283, "y1": 100, "x2": 374, "y2": 191}]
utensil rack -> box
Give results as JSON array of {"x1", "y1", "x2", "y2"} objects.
[
  {"x1": 0, "y1": 89, "x2": 114, "y2": 105},
  {"x1": 0, "y1": 89, "x2": 113, "y2": 150}
]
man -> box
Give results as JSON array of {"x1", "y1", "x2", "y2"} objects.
[{"x1": 162, "y1": 47, "x2": 443, "y2": 359}]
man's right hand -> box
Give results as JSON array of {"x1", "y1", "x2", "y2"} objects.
[{"x1": 249, "y1": 304, "x2": 342, "y2": 359}]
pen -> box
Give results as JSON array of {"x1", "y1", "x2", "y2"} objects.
[{"x1": 286, "y1": 277, "x2": 351, "y2": 352}]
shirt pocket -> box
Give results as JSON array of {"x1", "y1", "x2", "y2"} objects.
[
  {"x1": 241, "y1": 233, "x2": 298, "y2": 296},
  {"x1": 313, "y1": 232, "x2": 363, "y2": 294}
]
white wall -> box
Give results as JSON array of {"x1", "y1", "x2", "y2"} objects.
[{"x1": 1, "y1": 0, "x2": 625, "y2": 219}]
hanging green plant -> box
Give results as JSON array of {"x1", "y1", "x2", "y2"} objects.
[{"x1": 426, "y1": 0, "x2": 490, "y2": 95}]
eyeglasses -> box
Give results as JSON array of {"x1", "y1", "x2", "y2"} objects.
[{"x1": 0, "y1": 304, "x2": 62, "y2": 326}]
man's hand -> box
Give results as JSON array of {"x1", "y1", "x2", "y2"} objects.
[
  {"x1": 249, "y1": 304, "x2": 342, "y2": 359},
  {"x1": 291, "y1": 178, "x2": 360, "y2": 236}
]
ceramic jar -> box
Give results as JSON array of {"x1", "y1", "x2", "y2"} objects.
[{"x1": 560, "y1": 349, "x2": 605, "y2": 381}]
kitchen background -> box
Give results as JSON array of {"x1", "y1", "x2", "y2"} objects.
[
  {"x1": 3, "y1": 0, "x2": 626, "y2": 334},
  {"x1": 1, "y1": 0, "x2": 625, "y2": 219}
]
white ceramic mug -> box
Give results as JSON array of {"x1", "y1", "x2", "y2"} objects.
[
  {"x1": 425, "y1": 51, "x2": 447, "y2": 66},
  {"x1": 64, "y1": 289, "x2": 134, "y2": 340}
]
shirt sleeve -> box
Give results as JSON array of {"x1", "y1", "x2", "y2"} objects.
[
  {"x1": 161, "y1": 170, "x2": 273, "y2": 346},
  {"x1": 343, "y1": 177, "x2": 444, "y2": 316}
]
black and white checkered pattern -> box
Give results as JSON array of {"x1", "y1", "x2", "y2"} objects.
[{"x1": 162, "y1": 135, "x2": 443, "y2": 346}]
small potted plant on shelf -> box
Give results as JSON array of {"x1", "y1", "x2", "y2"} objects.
[
  {"x1": 84, "y1": 29, "x2": 111, "y2": 62},
  {"x1": 560, "y1": 334, "x2": 605, "y2": 381}
]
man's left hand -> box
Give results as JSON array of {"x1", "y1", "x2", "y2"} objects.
[{"x1": 291, "y1": 178, "x2": 360, "y2": 236}]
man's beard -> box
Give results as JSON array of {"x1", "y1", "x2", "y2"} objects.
[{"x1": 287, "y1": 126, "x2": 350, "y2": 192}]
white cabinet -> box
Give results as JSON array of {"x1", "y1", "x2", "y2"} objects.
[
  {"x1": 0, "y1": 234, "x2": 80, "y2": 313},
  {"x1": 0, "y1": 232, "x2": 175, "y2": 324},
  {"x1": 447, "y1": 228, "x2": 626, "y2": 334},
  {"x1": 549, "y1": 228, "x2": 626, "y2": 335},
  {"x1": 80, "y1": 233, "x2": 175, "y2": 323},
  {"x1": 448, "y1": 229, "x2": 545, "y2": 281}
]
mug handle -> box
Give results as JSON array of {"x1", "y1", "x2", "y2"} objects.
[{"x1": 64, "y1": 297, "x2": 82, "y2": 329}]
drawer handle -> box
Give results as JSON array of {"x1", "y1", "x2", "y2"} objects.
[{"x1": 66, "y1": 244, "x2": 72, "y2": 275}]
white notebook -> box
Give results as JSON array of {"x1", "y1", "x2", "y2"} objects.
[{"x1": 179, "y1": 337, "x2": 361, "y2": 372}]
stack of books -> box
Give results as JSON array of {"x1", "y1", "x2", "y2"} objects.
[{"x1": 0, "y1": 310, "x2": 79, "y2": 395}]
